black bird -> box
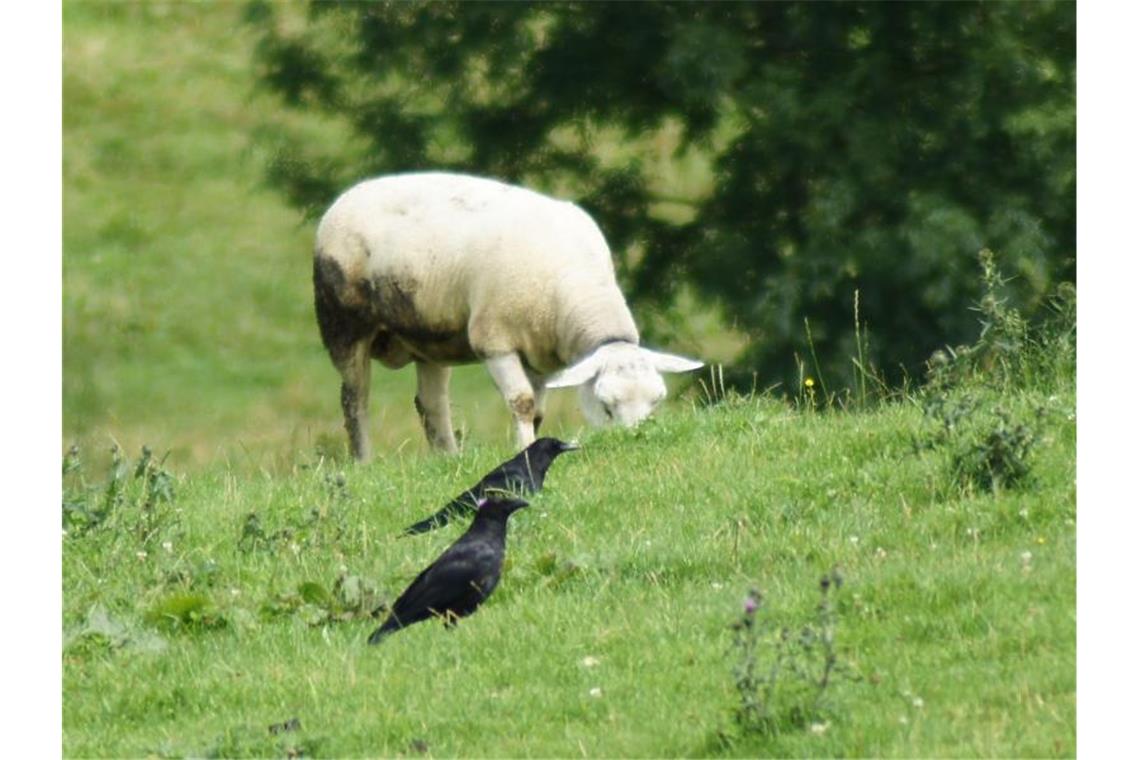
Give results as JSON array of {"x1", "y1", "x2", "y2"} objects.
[
  {"x1": 401, "y1": 437, "x2": 579, "y2": 535},
  {"x1": 368, "y1": 496, "x2": 529, "y2": 644}
]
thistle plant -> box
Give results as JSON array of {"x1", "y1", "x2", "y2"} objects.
[
  {"x1": 62, "y1": 443, "x2": 177, "y2": 543},
  {"x1": 730, "y1": 569, "x2": 862, "y2": 736}
]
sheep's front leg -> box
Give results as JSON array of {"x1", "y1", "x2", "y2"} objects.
[
  {"x1": 525, "y1": 369, "x2": 548, "y2": 434},
  {"x1": 484, "y1": 353, "x2": 538, "y2": 449},
  {"x1": 415, "y1": 362, "x2": 459, "y2": 453},
  {"x1": 336, "y1": 341, "x2": 373, "y2": 462}
]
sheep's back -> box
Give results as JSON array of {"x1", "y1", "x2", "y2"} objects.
[{"x1": 316, "y1": 173, "x2": 626, "y2": 367}]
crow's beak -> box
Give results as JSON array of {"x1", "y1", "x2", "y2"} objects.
[{"x1": 561, "y1": 440, "x2": 581, "y2": 451}]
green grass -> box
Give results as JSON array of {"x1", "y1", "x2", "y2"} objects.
[
  {"x1": 63, "y1": 385, "x2": 1075, "y2": 757},
  {"x1": 63, "y1": 4, "x2": 1075, "y2": 756}
]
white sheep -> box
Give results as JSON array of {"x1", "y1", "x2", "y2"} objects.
[{"x1": 313, "y1": 171, "x2": 703, "y2": 460}]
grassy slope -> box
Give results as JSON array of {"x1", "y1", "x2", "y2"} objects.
[
  {"x1": 62, "y1": 386, "x2": 1075, "y2": 757},
  {"x1": 63, "y1": 4, "x2": 1075, "y2": 757}
]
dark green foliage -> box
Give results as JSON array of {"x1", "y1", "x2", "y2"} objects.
[
  {"x1": 246, "y1": 1, "x2": 1074, "y2": 391},
  {"x1": 952, "y1": 405, "x2": 1043, "y2": 492},
  {"x1": 921, "y1": 389, "x2": 1047, "y2": 494}
]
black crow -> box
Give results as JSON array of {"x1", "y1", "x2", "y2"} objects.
[
  {"x1": 368, "y1": 496, "x2": 529, "y2": 644},
  {"x1": 401, "y1": 437, "x2": 578, "y2": 535}
]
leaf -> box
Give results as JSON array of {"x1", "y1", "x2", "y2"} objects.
[
  {"x1": 83, "y1": 603, "x2": 129, "y2": 640},
  {"x1": 65, "y1": 604, "x2": 167, "y2": 654},
  {"x1": 145, "y1": 592, "x2": 226, "y2": 632},
  {"x1": 297, "y1": 581, "x2": 334, "y2": 609},
  {"x1": 334, "y1": 574, "x2": 362, "y2": 609}
]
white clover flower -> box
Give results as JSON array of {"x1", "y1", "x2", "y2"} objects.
[
  {"x1": 588, "y1": 687, "x2": 603, "y2": 698},
  {"x1": 581, "y1": 656, "x2": 600, "y2": 668}
]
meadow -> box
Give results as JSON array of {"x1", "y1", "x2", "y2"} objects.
[
  {"x1": 63, "y1": 3, "x2": 1075, "y2": 757},
  {"x1": 62, "y1": 378, "x2": 1076, "y2": 757}
]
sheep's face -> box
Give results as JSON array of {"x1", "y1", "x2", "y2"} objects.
[
  {"x1": 579, "y1": 361, "x2": 668, "y2": 427},
  {"x1": 546, "y1": 343, "x2": 703, "y2": 428}
]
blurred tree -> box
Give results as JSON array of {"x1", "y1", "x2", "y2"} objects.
[{"x1": 245, "y1": 0, "x2": 1074, "y2": 393}]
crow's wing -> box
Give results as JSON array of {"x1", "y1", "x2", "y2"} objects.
[
  {"x1": 401, "y1": 457, "x2": 535, "y2": 535},
  {"x1": 389, "y1": 540, "x2": 501, "y2": 622},
  {"x1": 494, "y1": 454, "x2": 540, "y2": 492}
]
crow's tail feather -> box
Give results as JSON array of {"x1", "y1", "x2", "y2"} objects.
[
  {"x1": 400, "y1": 497, "x2": 479, "y2": 536},
  {"x1": 400, "y1": 508, "x2": 453, "y2": 535},
  {"x1": 367, "y1": 617, "x2": 401, "y2": 645}
]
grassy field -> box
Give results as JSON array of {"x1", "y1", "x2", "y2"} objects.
[
  {"x1": 62, "y1": 382, "x2": 1075, "y2": 757},
  {"x1": 63, "y1": 3, "x2": 1075, "y2": 757}
]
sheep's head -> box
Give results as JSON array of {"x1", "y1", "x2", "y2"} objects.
[{"x1": 545, "y1": 343, "x2": 703, "y2": 427}]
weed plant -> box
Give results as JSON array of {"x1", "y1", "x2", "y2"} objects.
[
  {"x1": 915, "y1": 249, "x2": 1075, "y2": 495},
  {"x1": 730, "y1": 569, "x2": 862, "y2": 738}
]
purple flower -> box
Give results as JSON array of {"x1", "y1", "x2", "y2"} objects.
[{"x1": 743, "y1": 596, "x2": 758, "y2": 615}]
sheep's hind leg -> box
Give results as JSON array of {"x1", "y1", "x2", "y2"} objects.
[
  {"x1": 337, "y1": 341, "x2": 373, "y2": 462},
  {"x1": 415, "y1": 362, "x2": 459, "y2": 453},
  {"x1": 484, "y1": 353, "x2": 538, "y2": 449}
]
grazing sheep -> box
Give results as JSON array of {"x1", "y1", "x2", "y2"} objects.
[{"x1": 313, "y1": 171, "x2": 703, "y2": 460}]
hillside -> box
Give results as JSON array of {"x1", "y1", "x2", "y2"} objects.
[
  {"x1": 62, "y1": 5, "x2": 1076, "y2": 757},
  {"x1": 62, "y1": 382, "x2": 1076, "y2": 756}
]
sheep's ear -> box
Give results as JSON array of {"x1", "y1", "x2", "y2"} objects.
[
  {"x1": 545, "y1": 352, "x2": 605, "y2": 389},
  {"x1": 641, "y1": 347, "x2": 704, "y2": 374}
]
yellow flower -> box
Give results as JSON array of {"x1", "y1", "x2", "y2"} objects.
[{"x1": 805, "y1": 377, "x2": 815, "y2": 388}]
